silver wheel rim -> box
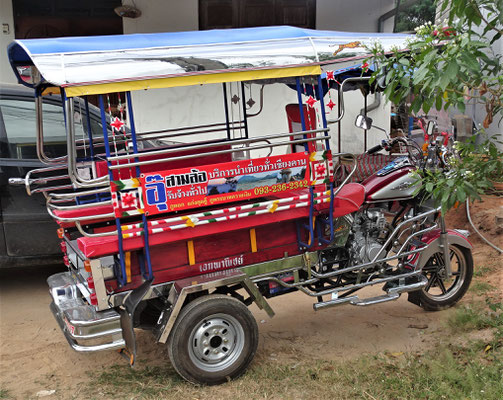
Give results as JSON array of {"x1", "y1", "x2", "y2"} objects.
[
  {"x1": 422, "y1": 245, "x2": 466, "y2": 301},
  {"x1": 188, "y1": 313, "x2": 245, "y2": 372}
]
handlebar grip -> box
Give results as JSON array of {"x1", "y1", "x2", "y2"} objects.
[{"x1": 367, "y1": 144, "x2": 383, "y2": 154}]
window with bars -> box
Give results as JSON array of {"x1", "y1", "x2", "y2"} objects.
[{"x1": 199, "y1": 0, "x2": 316, "y2": 30}]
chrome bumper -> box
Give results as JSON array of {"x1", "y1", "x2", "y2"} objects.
[{"x1": 48, "y1": 272, "x2": 125, "y2": 352}]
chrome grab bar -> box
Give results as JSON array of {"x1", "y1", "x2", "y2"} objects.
[
  {"x1": 326, "y1": 76, "x2": 371, "y2": 125},
  {"x1": 331, "y1": 152, "x2": 357, "y2": 198},
  {"x1": 107, "y1": 128, "x2": 329, "y2": 162},
  {"x1": 109, "y1": 135, "x2": 331, "y2": 170}
]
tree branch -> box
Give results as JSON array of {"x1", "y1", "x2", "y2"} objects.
[{"x1": 468, "y1": 0, "x2": 503, "y2": 36}]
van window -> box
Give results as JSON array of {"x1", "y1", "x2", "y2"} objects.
[{"x1": 0, "y1": 97, "x2": 70, "y2": 159}]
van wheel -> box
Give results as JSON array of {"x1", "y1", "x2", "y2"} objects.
[
  {"x1": 418, "y1": 244, "x2": 473, "y2": 311},
  {"x1": 168, "y1": 294, "x2": 258, "y2": 385}
]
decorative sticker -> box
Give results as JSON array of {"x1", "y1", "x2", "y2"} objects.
[
  {"x1": 139, "y1": 153, "x2": 310, "y2": 215},
  {"x1": 110, "y1": 178, "x2": 145, "y2": 218}
]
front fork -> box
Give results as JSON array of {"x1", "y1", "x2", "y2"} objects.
[{"x1": 438, "y1": 216, "x2": 452, "y2": 278}]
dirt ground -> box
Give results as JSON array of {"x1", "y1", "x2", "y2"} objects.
[{"x1": 1, "y1": 196, "x2": 501, "y2": 399}]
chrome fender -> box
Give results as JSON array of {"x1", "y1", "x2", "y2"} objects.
[{"x1": 415, "y1": 229, "x2": 472, "y2": 271}]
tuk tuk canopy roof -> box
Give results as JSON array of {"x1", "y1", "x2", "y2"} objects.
[{"x1": 8, "y1": 26, "x2": 411, "y2": 97}]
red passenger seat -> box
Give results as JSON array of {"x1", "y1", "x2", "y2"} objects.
[{"x1": 77, "y1": 183, "x2": 365, "y2": 258}]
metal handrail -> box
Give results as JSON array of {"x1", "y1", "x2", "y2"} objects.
[
  {"x1": 331, "y1": 152, "x2": 357, "y2": 198},
  {"x1": 108, "y1": 128, "x2": 328, "y2": 163},
  {"x1": 49, "y1": 187, "x2": 111, "y2": 200},
  {"x1": 65, "y1": 99, "x2": 109, "y2": 188},
  {"x1": 74, "y1": 122, "x2": 246, "y2": 151},
  {"x1": 48, "y1": 199, "x2": 112, "y2": 211},
  {"x1": 35, "y1": 96, "x2": 68, "y2": 165},
  {"x1": 326, "y1": 76, "x2": 371, "y2": 125},
  {"x1": 46, "y1": 201, "x2": 115, "y2": 223},
  {"x1": 109, "y1": 135, "x2": 330, "y2": 170}
]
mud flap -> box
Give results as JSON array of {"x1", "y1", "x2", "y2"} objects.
[
  {"x1": 119, "y1": 278, "x2": 153, "y2": 366},
  {"x1": 407, "y1": 290, "x2": 422, "y2": 307}
]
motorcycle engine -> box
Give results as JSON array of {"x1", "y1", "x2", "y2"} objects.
[{"x1": 348, "y1": 209, "x2": 388, "y2": 264}]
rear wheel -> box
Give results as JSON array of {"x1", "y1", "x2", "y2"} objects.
[
  {"x1": 418, "y1": 244, "x2": 473, "y2": 311},
  {"x1": 168, "y1": 294, "x2": 258, "y2": 385}
]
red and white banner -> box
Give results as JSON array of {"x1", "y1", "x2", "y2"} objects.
[{"x1": 140, "y1": 153, "x2": 310, "y2": 215}]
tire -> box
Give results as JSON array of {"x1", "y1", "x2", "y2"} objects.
[
  {"x1": 167, "y1": 294, "x2": 258, "y2": 385},
  {"x1": 418, "y1": 244, "x2": 473, "y2": 311}
]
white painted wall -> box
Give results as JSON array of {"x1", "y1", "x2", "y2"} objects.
[
  {"x1": 0, "y1": 0, "x2": 16, "y2": 83},
  {"x1": 123, "y1": 0, "x2": 394, "y2": 155},
  {"x1": 317, "y1": 0, "x2": 395, "y2": 32},
  {"x1": 0, "y1": 0, "x2": 395, "y2": 153}
]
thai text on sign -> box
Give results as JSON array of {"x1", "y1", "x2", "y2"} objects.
[{"x1": 140, "y1": 153, "x2": 310, "y2": 215}]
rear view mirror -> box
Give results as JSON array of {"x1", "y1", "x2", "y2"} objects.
[
  {"x1": 426, "y1": 121, "x2": 436, "y2": 137},
  {"x1": 355, "y1": 114, "x2": 373, "y2": 130}
]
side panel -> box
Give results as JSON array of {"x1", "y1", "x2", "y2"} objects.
[{"x1": 104, "y1": 219, "x2": 305, "y2": 292}]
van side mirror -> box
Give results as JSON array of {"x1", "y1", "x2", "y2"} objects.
[{"x1": 355, "y1": 114, "x2": 373, "y2": 130}]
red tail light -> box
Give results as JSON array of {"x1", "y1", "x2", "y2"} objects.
[
  {"x1": 87, "y1": 277, "x2": 95, "y2": 290},
  {"x1": 60, "y1": 241, "x2": 67, "y2": 253},
  {"x1": 90, "y1": 293, "x2": 98, "y2": 306},
  {"x1": 63, "y1": 256, "x2": 69, "y2": 266}
]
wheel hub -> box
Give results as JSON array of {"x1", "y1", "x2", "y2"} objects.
[{"x1": 189, "y1": 313, "x2": 244, "y2": 371}]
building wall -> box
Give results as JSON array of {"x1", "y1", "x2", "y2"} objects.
[
  {"x1": 122, "y1": 0, "x2": 395, "y2": 155},
  {"x1": 316, "y1": 0, "x2": 395, "y2": 32},
  {"x1": 0, "y1": 0, "x2": 15, "y2": 83},
  {"x1": 0, "y1": 0, "x2": 395, "y2": 153}
]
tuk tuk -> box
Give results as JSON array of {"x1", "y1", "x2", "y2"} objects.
[{"x1": 7, "y1": 26, "x2": 472, "y2": 385}]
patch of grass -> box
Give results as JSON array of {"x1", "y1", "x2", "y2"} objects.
[
  {"x1": 470, "y1": 281, "x2": 496, "y2": 294},
  {"x1": 88, "y1": 364, "x2": 183, "y2": 398},
  {"x1": 85, "y1": 346, "x2": 503, "y2": 400},
  {"x1": 0, "y1": 388, "x2": 12, "y2": 400},
  {"x1": 86, "y1": 302, "x2": 503, "y2": 400},
  {"x1": 473, "y1": 264, "x2": 496, "y2": 277},
  {"x1": 448, "y1": 301, "x2": 503, "y2": 335}
]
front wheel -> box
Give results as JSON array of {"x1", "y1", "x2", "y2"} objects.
[
  {"x1": 418, "y1": 244, "x2": 473, "y2": 311},
  {"x1": 167, "y1": 294, "x2": 258, "y2": 385}
]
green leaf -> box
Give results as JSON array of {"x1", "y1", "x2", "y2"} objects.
[
  {"x1": 441, "y1": 189, "x2": 451, "y2": 204},
  {"x1": 456, "y1": 187, "x2": 467, "y2": 203},
  {"x1": 435, "y1": 94, "x2": 443, "y2": 111},
  {"x1": 460, "y1": 52, "x2": 481, "y2": 71},
  {"x1": 439, "y1": 60, "x2": 460, "y2": 91}
]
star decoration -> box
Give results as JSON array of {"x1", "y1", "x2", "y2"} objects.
[
  {"x1": 231, "y1": 95, "x2": 240, "y2": 104},
  {"x1": 121, "y1": 192, "x2": 137, "y2": 208},
  {"x1": 110, "y1": 117, "x2": 125, "y2": 132},
  {"x1": 315, "y1": 163, "x2": 326, "y2": 175},
  {"x1": 326, "y1": 70, "x2": 335, "y2": 81},
  {"x1": 326, "y1": 99, "x2": 336, "y2": 110},
  {"x1": 246, "y1": 98, "x2": 256, "y2": 108},
  {"x1": 305, "y1": 95, "x2": 317, "y2": 108}
]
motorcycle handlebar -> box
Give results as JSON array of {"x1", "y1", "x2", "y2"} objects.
[{"x1": 366, "y1": 143, "x2": 383, "y2": 154}]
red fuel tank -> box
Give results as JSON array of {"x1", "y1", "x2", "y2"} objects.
[{"x1": 362, "y1": 165, "x2": 416, "y2": 202}]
